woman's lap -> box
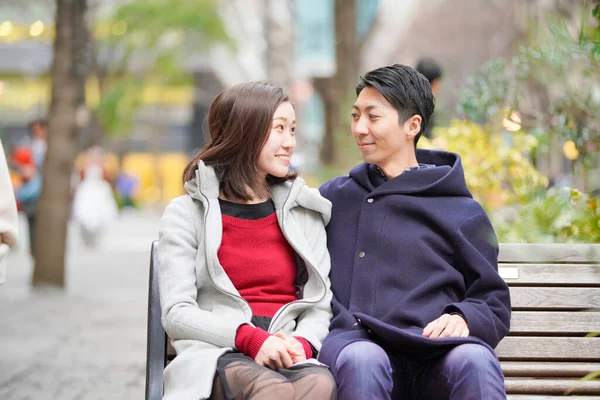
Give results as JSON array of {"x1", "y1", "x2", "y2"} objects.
[{"x1": 212, "y1": 353, "x2": 336, "y2": 400}]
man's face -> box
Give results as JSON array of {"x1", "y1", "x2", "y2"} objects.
[{"x1": 351, "y1": 87, "x2": 413, "y2": 170}]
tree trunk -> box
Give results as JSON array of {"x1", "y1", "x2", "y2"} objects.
[
  {"x1": 315, "y1": 0, "x2": 358, "y2": 167},
  {"x1": 264, "y1": 0, "x2": 294, "y2": 91},
  {"x1": 33, "y1": 0, "x2": 89, "y2": 287}
]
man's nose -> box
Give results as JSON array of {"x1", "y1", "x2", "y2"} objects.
[{"x1": 353, "y1": 117, "x2": 368, "y2": 135}]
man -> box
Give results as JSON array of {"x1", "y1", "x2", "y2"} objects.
[
  {"x1": 28, "y1": 119, "x2": 48, "y2": 169},
  {"x1": 415, "y1": 58, "x2": 442, "y2": 139},
  {"x1": 318, "y1": 64, "x2": 511, "y2": 399}
]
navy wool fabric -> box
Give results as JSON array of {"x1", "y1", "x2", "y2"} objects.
[{"x1": 318, "y1": 149, "x2": 511, "y2": 368}]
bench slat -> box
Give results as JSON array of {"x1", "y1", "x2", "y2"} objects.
[
  {"x1": 510, "y1": 311, "x2": 600, "y2": 334},
  {"x1": 505, "y1": 378, "x2": 600, "y2": 395},
  {"x1": 496, "y1": 337, "x2": 600, "y2": 360},
  {"x1": 501, "y1": 361, "x2": 600, "y2": 377},
  {"x1": 499, "y1": 244, "x2": 600, "y2": 263},
  {"x1": 510, "y1": 287, "x2": 600, "y2": 309},
  {"x1": 499, "y1": 264, "x2": 600, "y2": 285}
]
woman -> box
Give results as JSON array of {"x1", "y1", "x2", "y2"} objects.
[{"x1": 158, "y1": 82, "x2": 336, "y2": 400}]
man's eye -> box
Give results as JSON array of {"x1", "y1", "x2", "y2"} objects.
[
  {"x1": 351, "y1": 113, "x2": 359, "y2": 118},
  {"x1": 369, "y1": 114, "x2": 379, "y2": 119}
]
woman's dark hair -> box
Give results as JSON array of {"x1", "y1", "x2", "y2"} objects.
[
  {"x1": 356, "y1": 64, "x2": 435, "y2": 146},
  {"x1": 182, "y1": 81, "x2": 296, "y2": 201}
]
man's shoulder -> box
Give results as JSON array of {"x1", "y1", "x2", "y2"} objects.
[{"x1": 319, "y1": 175, "x2": 354, "y2": 199}]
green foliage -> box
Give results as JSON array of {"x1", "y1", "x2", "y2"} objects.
[
  {"x1": 492, "y1": 188, "x2": 600, "y2": 243},
  {"x1": 456, "y1": 2, "x2": 600, "y2": 191},
  {"x1": 95, "y1": 79, "x2": 144, "y2": 137},
  {"x1": 422, "y1": 120, "x2": 548, "y2": 212},
  {"x1": 457, "y1": 59, "x2": 513, "y2": 125},
  {"x1": 93, "y1": 0, "x2": 231, "y2": 136}
]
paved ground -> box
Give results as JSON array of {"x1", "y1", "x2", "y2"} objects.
[{"x1": 0, "y1": 209, "x2": 162, "y2": 400}]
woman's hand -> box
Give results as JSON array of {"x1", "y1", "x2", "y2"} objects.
[
  {"x1": 275, "y1": 332, "x2": 307, "y2": 364},
  {"x1": 255, "y1": 336, "x2": 298, "y2": 369}
]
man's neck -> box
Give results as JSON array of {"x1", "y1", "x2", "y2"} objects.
[{"x1": 377, "y1": 149, "x2": 419, "y2": 179}]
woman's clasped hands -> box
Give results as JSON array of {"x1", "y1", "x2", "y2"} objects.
[{"x1": 255, "y1": 332, "x2": 307, "y2": 369}]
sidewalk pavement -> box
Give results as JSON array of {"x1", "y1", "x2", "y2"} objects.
[{"x1": 0, "y1": 209, "x2": 162, "y2": 400}]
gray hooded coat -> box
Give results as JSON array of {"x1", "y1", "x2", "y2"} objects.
[{"x1": 158, "y1": 161, "x2": 333, "y2": 399}]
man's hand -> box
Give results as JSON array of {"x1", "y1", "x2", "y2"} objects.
[
  {"x1": 255, "y1": 336, "x2": 297, "y2": 369},
  {"x1": 422, "y1": 313, "x2": 469, "y2": 338},
  {"x1": 275, "y1": 332, "x2": 307, "y2": 364}
]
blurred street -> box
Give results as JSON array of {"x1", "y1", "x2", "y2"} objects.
[{"x1": 0, "y1": 209, "x2": 162, "y2": 400}]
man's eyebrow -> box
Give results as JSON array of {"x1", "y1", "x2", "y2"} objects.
[{"x1": 352, "y1": 104, "x2": 381, "y2": 111}]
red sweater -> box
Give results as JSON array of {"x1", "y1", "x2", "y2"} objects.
[{"x1": 218, "y1": 213, "x2": 312, "y2": 359}]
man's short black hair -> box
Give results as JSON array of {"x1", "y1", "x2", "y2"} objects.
[
  {"x1": 356, "y1": 64, "x2": 435, "y2": 146},
  {"x1": 415, "y1": 58, "x2": 443, "y2": 84}
]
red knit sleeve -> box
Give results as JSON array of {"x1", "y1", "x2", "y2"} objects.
[
  {"x1": 293, "y1": 336, "x2": 313, "y2": 359},
  {"x1": 235, "y1": 324, "x2": 272, "y2": 359}
]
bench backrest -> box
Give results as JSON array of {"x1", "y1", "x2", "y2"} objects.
[
  {"x1": 145, "y1": 241, "x2": 166, "y2": 400},
  {"x1": 495, "y1": 244, "x2": 600, "y2": 396}
]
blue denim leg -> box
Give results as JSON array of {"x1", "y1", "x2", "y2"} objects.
[
  {"x1": 332, "y1": 340, "x2": 394, "y2": 400},
  {"x1": 417, "y1": 343, "x2": 506, "y2": 400}
]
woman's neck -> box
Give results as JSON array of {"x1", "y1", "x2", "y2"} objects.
[{"x1": 219, "y1": 191, "x2": 270, "y2": 205}]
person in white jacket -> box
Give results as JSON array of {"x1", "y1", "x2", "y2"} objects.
[{"x1": 0, "y1": 139, "x2": 19, "y2": 284}]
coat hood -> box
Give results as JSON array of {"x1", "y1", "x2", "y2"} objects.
[
  {"x1": 349, "y1": 149, "x2": 473, "y2": 198},
  {"x1": 184, "y1": 160, "x2": 331, "y2": 225}
]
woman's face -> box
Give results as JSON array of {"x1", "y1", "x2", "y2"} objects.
[{"x1": 257, "y1": 101, "x2": 296, "y2": 178}]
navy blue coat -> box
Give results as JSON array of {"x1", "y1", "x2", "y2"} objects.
[{"x1": 318, "y1": 149, "x2": 511, "y2": 367}]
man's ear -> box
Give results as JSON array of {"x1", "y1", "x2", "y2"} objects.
[{"x1": 405, "y1": 115, "x2": 422, "y2": 140}]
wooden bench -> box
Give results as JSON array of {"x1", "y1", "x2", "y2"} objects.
[
  {"x1": 496, "y1": 243, "x2": 600, "y2": 399},
  {"x1": 145, "y1": 241, "x2": 600, "y2": 399}
]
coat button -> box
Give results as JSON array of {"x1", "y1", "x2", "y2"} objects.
[
  {"x1": 357, "y1": 318, "x2": 362, "y2": 324},
  {"x1": 367, "y1": 198, "x2": 374, "y2": 203},
  {"x1": 367, "y1": 329, "x2": 372, "y2": 334},
  {"x1": 353, "y1": 322, "x2": 358, "y2": 327},
  {"x1": 358, "y1": 251, "x2": 365, "y2": 258}
]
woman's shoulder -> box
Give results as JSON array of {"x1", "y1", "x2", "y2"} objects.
[
  {"x1": 293, "y1": 180, "x2": 332, "y2": 225},
  {"x1": 161, "y1": 195, "x2": 201, "y2": 224}
]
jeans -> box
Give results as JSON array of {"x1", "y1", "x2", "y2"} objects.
[{"x1": 331, "y1": 340, "x2": 505, "y2": 400}]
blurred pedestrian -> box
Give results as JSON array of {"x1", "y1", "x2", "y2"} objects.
[
  {"x1": 28, "y1": 119, "x2": 48, "y2": 169},
  {"x1": 416, "y1": 58, "x2": 443, "y2": 139},
  {"x1": 72, "y1": 164, "x2": 118, "y2": 248},
  {"x1": 12, "y1": 146, "x2": 41, "y2": 259},
  {"x1": 0, "y1": 139, "x2": 19, "y2": 284}
]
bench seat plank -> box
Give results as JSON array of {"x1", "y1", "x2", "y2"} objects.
[
  {"x1": 496, "y1": 337, "x2": 600, "y2": 360},
  {"x1": 499, "y1": 244, "x2": 600, "y2": 263},
  {"x1": 499, "y1": 264, "x2": 600, "y2": 285},
  {"x1": 510, "y1": 287, "x2": 600, "y2": 309},
  {"x1": 505, "y1": 378, "x2": 600, "y2": 395},
  {"x1": 501, "y1": 361, "x2": 600, "y2": 377},
  {"x1": 510, "y1": 311, "x2": 600, "y2": 334}
]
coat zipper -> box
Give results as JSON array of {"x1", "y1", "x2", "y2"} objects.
[
  {"x1": 267, "y1": 184, "x2": 327, "y2": 333},
  {"x1": 199, "y1": 191, "x2": 252, "y2": 319}
]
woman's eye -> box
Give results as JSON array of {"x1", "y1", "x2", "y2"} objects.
[{"x1": 275, "y1": 125, "x2": 284, "y2": 130}]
